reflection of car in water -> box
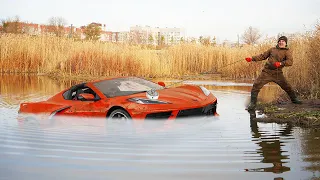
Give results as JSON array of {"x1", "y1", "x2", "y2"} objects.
[{"x1": 18, "y1": 77, "x2": 218, "y2": 120}]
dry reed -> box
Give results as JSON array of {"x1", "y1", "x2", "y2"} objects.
[{"x1": 0, "y1": 31, "x2": 319, "y2": 98}]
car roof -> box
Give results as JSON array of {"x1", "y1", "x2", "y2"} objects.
[
  {"x1": 89, "y1": 76, "x2": 150, "y2": 84},
  {"x1": 88, "y1": 76, "x2": 129, "y2": 84}
]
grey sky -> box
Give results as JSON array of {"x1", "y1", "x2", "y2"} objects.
[{"x1": 1, "y1": 0, "x2": 319, "y2": 42}]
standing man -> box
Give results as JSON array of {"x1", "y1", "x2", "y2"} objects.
[{"x1": 245, "y1": 36, "x2": 302, "y2": 110}]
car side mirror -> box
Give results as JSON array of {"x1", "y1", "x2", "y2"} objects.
[
  {"x1": 158, "y1": 81, "x2": 166, "y2": 87},
  {"x1": 78, "y1": 93, "x2": 95, "y2": 101}
]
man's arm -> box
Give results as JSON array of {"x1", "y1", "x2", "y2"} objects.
[
  {"x1": 282, "y1": 49, "x2": 293, "y2": 66},
  {"x1": 252, "y1": 48, "x2": 271, "y2": 61}
]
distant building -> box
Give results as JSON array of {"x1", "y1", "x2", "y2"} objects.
[
  {"x1": 129, "y1": 25, "x2": 185, "y2": 45},
  {"x1": 159, "y1": 27, "x2": 185, "y2": 45},
  {"x1": 100, "y1": 31, "x2": 112, "y2": 42},
  {"x1": 0, "y1": 21, "x2": 186, "y2": 45},
  {"x1": 118, "y1": 31, "x2": 130, "y2": 43},
  {"x1": 112, "y1": 32, "x2": 119, "y2": 42},
  {"x1": 20, "y1": 23, "x2": 41, "y2": 35},
  {"x1": 130, "y1": 25, "x2": 157, "y2": 45}
]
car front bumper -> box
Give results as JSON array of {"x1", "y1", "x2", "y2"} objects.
[{"x1": 128, "y1": 99, "x2": 218, "y2": 120}]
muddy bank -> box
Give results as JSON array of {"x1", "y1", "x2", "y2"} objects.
[{"x1": 251, "y1": 99, "x2": 320, "y2": 127}]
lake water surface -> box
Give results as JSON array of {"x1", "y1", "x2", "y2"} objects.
[{"x1": 0, "y1": 75, "x2": 319, "y2": 180}]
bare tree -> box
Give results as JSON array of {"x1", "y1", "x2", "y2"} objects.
[
  {"x1": 1, "y1": 16, "x2": 22, "y2": 34},
  {"x1": 242, "y1": 26, "x2": 262, "y2": 45},
  {"x1": 199, "y1": 36, "x2": 203, "y2": 44},
  {"x1": 180, "y1": 37, "x2": 184, "y2": 43},
  {"x1": 200, "y1": 36, "x2": 211, "y2": 46},
  {"x1": 47, "y1": 16, "x2": 67, "y2": 37}
]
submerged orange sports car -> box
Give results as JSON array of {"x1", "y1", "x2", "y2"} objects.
[{"x1": 19, "y1": 77, "x2": 218, "y2": 120}]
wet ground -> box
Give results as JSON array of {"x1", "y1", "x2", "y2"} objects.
[
  {"x1": 251, "y1": 99, "x2": 320, "y2": 127},
  {"x1": 0, "y1": 75, "x2": 319, "y2": 180}
]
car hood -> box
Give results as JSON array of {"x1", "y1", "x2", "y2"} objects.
[{"x1": 127, "y1": 86, "x2": 213, "y2": 105}]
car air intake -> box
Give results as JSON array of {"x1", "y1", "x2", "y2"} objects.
[
  {"x1": 146, "y1": 111, "x2": 173, "y2": 119},
  {"x1": 177, "y1": 103, "x2": 216, "y2": 118}
]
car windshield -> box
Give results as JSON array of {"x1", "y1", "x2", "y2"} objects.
[{"x1": 93, "y1": 77, "x2": 165, "y2": 98}]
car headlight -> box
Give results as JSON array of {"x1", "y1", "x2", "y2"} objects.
[
  {"x1": 128, "y1": 98, "x2": 171, "y2": 104},
  {"x1": 200, "y1": 86, "x2": 211, "y2": 96}
]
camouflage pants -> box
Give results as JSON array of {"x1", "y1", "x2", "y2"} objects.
[{"x1": 250, "y1": 70, "x2": 297, "y2": 104}]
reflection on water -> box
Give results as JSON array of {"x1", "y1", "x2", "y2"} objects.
[
  {"x1": 246, "y1": 120, "x2": 292, "y2": 174},
  {"x1": 0, "y1": 75, "x2": 319, "y2": 180},
  {"x1": 301, "y1": 128, "x2": 320, "y2": 177},
  {"x1": 0, "y1": 74, "x2": 82, "y2": 107}
]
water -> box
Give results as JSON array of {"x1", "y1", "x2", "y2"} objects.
[{"x1": 0, "y1": 75, "x2": 319, "y2": 180}]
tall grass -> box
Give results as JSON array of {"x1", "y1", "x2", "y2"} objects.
[
  {"x1": 283, "y1": 30, "x2": 320, "y2": 99},
  {"x1": 0, "y1": 34, "x2": 267, "y2": 77},
  {"x1": 0, "y1": 31, "x2": 319, "y2": 98}
]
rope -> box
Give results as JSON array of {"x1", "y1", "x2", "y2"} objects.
[{"x1": 166, "y1": 59, "x2": 243, "y2": 87}]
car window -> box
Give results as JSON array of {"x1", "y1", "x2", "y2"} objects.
[
  {"x1": 93, "y1": 77, "x2": 164, "y2": 98},
  {"x1": 62, "y1": 90, "x2": 71, "y2": 99},
  {"x1": 63, "y1": 85, "x2": 99, "y2": 101}
]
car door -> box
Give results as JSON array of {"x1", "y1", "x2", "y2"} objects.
[{"x1": 64, "y1": 86, "x2": 110, "y2": 118}]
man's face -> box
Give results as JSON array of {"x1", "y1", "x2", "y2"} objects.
[{"x1": 278, "y1": 40, "x2": 286, "y2": 48}]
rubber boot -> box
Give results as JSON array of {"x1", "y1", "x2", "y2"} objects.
[
  {"x1": 287, "y1": 91, "x2": 302, "y2": 104},
  {"x1": 291, "y1": 97, "x2": 302, "y2": 104},
  {"x1": 246, "y1": 93, "x2": 258, "y2": 111}
]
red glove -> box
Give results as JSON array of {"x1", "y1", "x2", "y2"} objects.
[
  {"x1": 245, "y1": 57, "x2": 252, "y2": 62},
  {"x1": 274, "y1": 62, "x2": 282, "y2": 68}
]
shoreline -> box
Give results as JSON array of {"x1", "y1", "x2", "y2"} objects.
[{"x1": 251, "y1": 99, "x2": 320, "y2": 127}]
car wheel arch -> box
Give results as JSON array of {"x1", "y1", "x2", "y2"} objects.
[{"x1": 106, "y1": 106, "x2": 131, "y2": 118}]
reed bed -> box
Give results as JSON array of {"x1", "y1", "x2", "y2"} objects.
[
  {"x1": 0, "y1": 34, "x2": 267, "y2": 78},
  {"x1": 0, "y1": 31, "x2": 319, "y2": 98}
]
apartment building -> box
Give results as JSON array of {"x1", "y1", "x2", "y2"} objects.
[
  {"x1": 118, "y1": 31, "x2": 130, "y2": 43},
  {"x1": 129, "y1": 25, "x2": 185, "y2": 45},
  {"x1": 159, "y1": 27, "x2": 185, "y2": 45}
]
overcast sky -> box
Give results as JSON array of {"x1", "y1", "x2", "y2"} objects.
[{"x1": 1, "y1": 0, "x2": 319, "y2": 42}]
